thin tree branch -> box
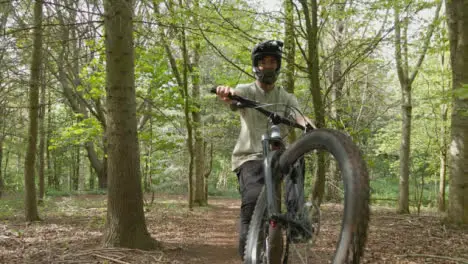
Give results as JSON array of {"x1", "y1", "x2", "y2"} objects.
[
  {"x1": 409, "y1": 1, "x2": 442, "y2": 84},
  {"x1": 2, "y1": 21, "x2": 103, "y2": 37},
  {"x1": 43, "y1": 1, "x2": 103, "y2": 16},
  {"x1": 197, "y1": 23, "x2": 254, "y2": 79},
  {"x1": 206, "y1": 0, "x2": 259, "y2": 43}
]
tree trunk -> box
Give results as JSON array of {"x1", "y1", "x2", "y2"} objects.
[
  {"x1": 283, "y1": 0, "x2": 295, "y2": 95},
  {"x1": 446, "y1": 0, "x2": 468, "y2": 224},
  {"x1": 193, "y1": 135, "x2": 205, "y2": 206},
  {"x1": 98, "y1": 156, "x2": 107, "y2": 189},
  {"x1": 312, "y1": 154, "x2": 326, "y2": 205},
  {"x1": 73, "y1": 145, "x2": 80, "y2": 191},
  {"x1": 0, "y1": 0, "x2": 8, "y2": 199},
  {"x1": 46, "y1": 89, "x2": 53, "y2": 188},
  {"x1": 153, "y1": 0, "x2": 193, "y2": 208},
  {"x1": 192, "y1": 0, "x2": 206, "y2": 205},
  {"x1": 0, "y1": 106, "x2": 5, "y2": 198},
  {"x1": 144, "y1": 117, "x2": 153, "y2": 192},
  {"x1": 38, "y1": 67, "x2": 46, "y2": 205},
  {"x1": 438, "y1": 104, "x2": 448, "y2": 212},
  {"x1": 103, "y1": 0, "x2": 157, "y2": 249},
  {"x1": 0, "y1": 135, "x2": 4, "y2": 198},
  {"x1": 70, "y1": 3, "x2": 83, "y2": 193},
  {"x1": 3, "y1": 151, "x2": 7, "y2": 187},
  {"x1": 204, "y1": 141, "x2": 213, "y2": 202},
  {"x1": 53, "y1": 155, "x2": 60, "y2": 189},
  {"x1": 24, "y1": 0, "x2": 43, "y2": 222},
  {"x1": 85, "y1": 141, "x2": 107, "y2": 189},
  {"x1": 326, "y1": 1, "x2": 346, "y2": 202},
  {"x1": 182, "y1": 28, "x2": 195, "y2": 210},
  {"x1": 78, "y1": 153, "x2": 85, "y2": 192},
  {"x1": 68, "y1": 158, "x2": 72, "y2": 192},
  {"x1": 192, "y1": 92, "x2": 205, "y2": 207},
  {"x1": 144, "y1": 146, "x2": 150, "y2": 192},
  {"x1": 299, "y1": 0, "x2": 326, "y2": 204},
  {"x1": 283, "y1": 0, "x2": 297, "y2": 143},
  {"x1": 394, "y1": 1, "x2": 441, "y2": 214},
  {"x1": 398, "y1": 83, "x2": 412, "y2": 214},
  {"x1": 89, "y1": 163, "x2": 95, "y2": 190},
  {"x1": 394, "y1": 4, "x2": 411, "y2": 214}
]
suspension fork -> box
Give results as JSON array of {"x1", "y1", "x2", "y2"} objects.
[{"x1": 262, "y1": 133, "x2": 283, "y2": 223}]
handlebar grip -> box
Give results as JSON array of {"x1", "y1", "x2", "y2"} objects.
[{"x1": 210, "y1": 86, "x2": 234, "y2": 100}]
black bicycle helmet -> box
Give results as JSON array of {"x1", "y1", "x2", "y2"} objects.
[{"x1": 251, "y1": 40, "x2": 283, "y2": 72}]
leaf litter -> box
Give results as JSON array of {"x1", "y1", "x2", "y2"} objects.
[{"x1": 0, "y1": 194, "x2": 466, "y2": 264}]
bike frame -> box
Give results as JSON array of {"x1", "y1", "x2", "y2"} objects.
[{"x1": 261, "y1": 124, "x2": 306, "y2": 226}]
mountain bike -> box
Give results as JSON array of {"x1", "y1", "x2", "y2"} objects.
[{"x1": 211, "y1": 88, "x2": 370, "y2": 264}]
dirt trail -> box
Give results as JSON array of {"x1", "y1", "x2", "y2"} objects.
[
  {"x1": 0, "y1": 195, "x2": 467, "y2": 264},
  {"x1": 153, "y1": 197, "x2": 241, "y2": 264}
]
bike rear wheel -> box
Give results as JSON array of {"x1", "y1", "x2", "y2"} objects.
[{"x1": 244, "y1": 129, "x2": 370, "y2": 264}]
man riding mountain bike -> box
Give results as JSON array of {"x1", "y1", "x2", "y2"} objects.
[{"x1": 215, "y1": 40, "x2": 311, "y2": 260}]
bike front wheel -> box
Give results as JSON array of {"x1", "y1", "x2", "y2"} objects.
[
  {"x1": 244, "y1": 129, "x2": 370, "y2": 264},
  {"x1": 280, "y1": 129, "x2": 370, "y2": 263}
]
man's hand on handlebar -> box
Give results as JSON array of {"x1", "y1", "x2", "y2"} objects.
[
  {"x1": 215, "y1": 86, "x2": 235, "y2": 104},
  {"x1": 296, "y1": 116, "x2": 316, "y2": 131}
]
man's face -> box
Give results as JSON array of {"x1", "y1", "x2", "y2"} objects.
[{"x1": 258, "y1": 55, "x2": 278, "y2": 71}]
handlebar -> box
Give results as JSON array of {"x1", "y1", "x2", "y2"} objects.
[{"x1": 210, "y1": 87, "x2": 309, "y2": 130}]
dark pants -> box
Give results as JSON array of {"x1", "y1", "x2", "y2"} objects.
[
  {"x1": 236, "y1": 158, "x2": 305, "y2": 259},
  {"x1": 236, "y1": 160, "x2": 265, "y2": 259}
]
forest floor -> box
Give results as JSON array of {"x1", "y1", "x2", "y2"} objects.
[{"x1": 0, "y1": 193, "x2": 467, "y2": 264}]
